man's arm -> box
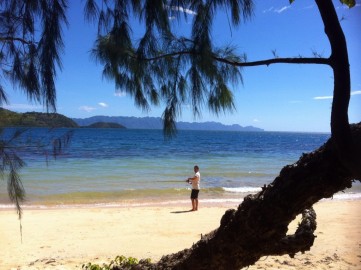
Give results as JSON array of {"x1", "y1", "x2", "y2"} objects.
[{"x1": 188, "y1": 175, "x2": 199, "y2": 183}]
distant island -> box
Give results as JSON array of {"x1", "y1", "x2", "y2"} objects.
[
  {"x1": 85, "y1": 122, "x2": 126, "y2": 129},
  {"x1": 0, "y1": 108, "x2": 264, "y2": 131}
]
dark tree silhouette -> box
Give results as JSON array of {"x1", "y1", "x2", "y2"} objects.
[
  {"x1": 0, "y1": 0, "x2": 68, "y2": 218},
  {"x1": 1, "y1": 0, "x2": 360, "y2": 268}
]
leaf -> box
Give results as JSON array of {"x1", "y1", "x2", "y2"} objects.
[
  {"x1": 340, "y1": 0, "x2": 356, "y2": 8},
  {"x1": 288, "y1": 1, "x2": 355, "y2": 12}
]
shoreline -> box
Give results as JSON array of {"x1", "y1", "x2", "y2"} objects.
[
  {"x1": 1, "y1": 191, "x2": 361, "y2": 211},
  {"x1": 1, "y1": 199, "x2": 360, "y2": 269}
]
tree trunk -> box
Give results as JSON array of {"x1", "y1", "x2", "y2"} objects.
[{"x1": 315, "y1": 0, "x2": 361, "y2": 176}]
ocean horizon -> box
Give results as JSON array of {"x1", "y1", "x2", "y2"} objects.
[{"x1": 1, "y1": 128, "x2": 360, "y2": 209}]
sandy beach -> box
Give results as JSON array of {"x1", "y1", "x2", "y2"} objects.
[{"x1": 1, "y1": 199, "x2": 360, "y2": 270}]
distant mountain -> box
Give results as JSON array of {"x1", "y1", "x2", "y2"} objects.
[
  {"x1": 0, "y1": 109, "x2": 263, "y2": 131},
  {"x1": 0, "y1": 108, "x2": 78, "y2": 128},
  {"x1": 176, "y1": 121, "x2": 263, "y2": 131},
  {"x1": 72, "y1": 115, "x2": 264, "y2": 132}
]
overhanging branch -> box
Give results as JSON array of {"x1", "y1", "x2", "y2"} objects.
[
  {"x1": 133, "y1": 50, "x2": 330, "y2": 67},
  {"x1": 214, "y1": 56, "x2": 330, "y2": 67}
]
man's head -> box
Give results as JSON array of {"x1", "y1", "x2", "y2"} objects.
[{"x1": 194, "y1": 165, "x2": 199, "y2": 172}]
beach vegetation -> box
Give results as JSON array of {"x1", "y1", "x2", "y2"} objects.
[
  {"x1": 1, "y1": 0, "x2": 360, "y2": 269},
  {"x1": 82, "y1": 256, "x2": 151, "y2": 270}
]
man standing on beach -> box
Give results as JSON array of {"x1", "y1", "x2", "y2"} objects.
[{"x1": 186, "y1": 165, "x2": 200, "y2": 211}]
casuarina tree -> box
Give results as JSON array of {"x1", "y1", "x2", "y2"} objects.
[
  {"x1": 1, "y1": 0, "x2": 360, "y2": 268},
  {"x1": 84, "y1": 0, "x2": 360, "y2": 268}
]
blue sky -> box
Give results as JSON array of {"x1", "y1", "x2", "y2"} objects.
[{"x1": 3, "y1": 0, "x2": 361, "y2": 132}]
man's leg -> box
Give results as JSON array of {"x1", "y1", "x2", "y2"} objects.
[{"x1": 195, "y1": 199, "x2": 198, "y2": 210}]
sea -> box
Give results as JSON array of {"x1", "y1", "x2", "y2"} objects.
[{"x1": 1, "y1": 128, "x2": 360, "y2": 209}]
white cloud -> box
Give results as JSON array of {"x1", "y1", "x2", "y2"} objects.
[
  {"x1": 114, "y1": 91, "x2": 126, "y2": 97},
  {"x1": 79, "y1": 106, "x2": 96, "y2": 112},
  {"x1": 169, "y1": 6, "x2": 197, "y2": 16},
  {"x1": 98, "y1": 102, "x2": 108, "y2": 107},
  {"x1": 314, "y1": 90, "x2": 361, "y2": 100},
  {"x1": 275, "y1": 6, "x2": 291, "y2": 13},
  {"x1": 313, "y1": 95, "x2": 333, "y2": 100},
  {"x1": 253, "y1": 118, "x2": 260, "y2": 123},
  {"x1": 262, "y1": 7, "x2": 275, "y2": 13},
  {"x1": 3, "y1": 103, "x2": 43, "y2": 110},
  {"x1": 263, "y1": 5, "x2": 291, "y2": 14}
]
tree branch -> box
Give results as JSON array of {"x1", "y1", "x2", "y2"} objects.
[
  {"x1": 133, "y1": 50, "x2": 330, "y2": 67},
  {"x1": 264, "y1": 208, "x2": 317, "y2": 258},
  {"x1": 0, "y1": 36, "x2": 33, "y2": 45},
  {"x1": 213, "y1": 56, "x2": 330, "y2": 67}
]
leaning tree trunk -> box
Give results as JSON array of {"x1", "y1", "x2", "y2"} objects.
[
  {"x1": 315, "y1": 0, "x2": 361, "y2": 176},
  {"x1": 130, "y1": 123, "x2": 361, "y2": 270},
  {"x1": 118, "y1": 1, "x2": 361, "y2": 269}
]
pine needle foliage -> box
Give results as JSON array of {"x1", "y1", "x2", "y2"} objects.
[
  {"x1": 0, "y1": 128, "x2": 73, "y2": 219},
  {"x1": 0, "y1": 0, "x2": 69, "y2": 220},
  {"x1": 0, "y1": 129, "x2": 26, "y2": 219},
  {"x1": 85, "y1": 0, "x2": 253, "y2": 137},
  {"x1": 0, "y1": 0, "x2": 68, "y2": 111}
]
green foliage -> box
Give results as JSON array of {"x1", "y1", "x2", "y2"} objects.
[
  {"x1": 82, "y1": 256, "x2": 151, "y2": 270},
  {"x1": 340, "y1": 0, "x2": 356, "y2": 7},
  {"x1": 0, "y1": 128, "x2": 26, "y2": 219},
  {"x1": 0, "y1": 0, "x2": 68, "y2": 111},
  {"x1": 85, "y1": 0, "x2": 253, "y2": 137}
]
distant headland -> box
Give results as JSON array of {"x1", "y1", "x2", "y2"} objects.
[{"x1": 0, "y1": 108, "x2": 264, "y2": 131}]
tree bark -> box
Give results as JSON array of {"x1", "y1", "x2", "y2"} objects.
[{"x1": 315, "y1": 0, "x2": 361, "y2": 176}]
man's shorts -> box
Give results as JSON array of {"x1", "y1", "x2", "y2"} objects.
[{"x1": 191, "y1": 189, "x2": 199, "y2": 199}]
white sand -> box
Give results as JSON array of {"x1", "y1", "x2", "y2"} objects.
[{"x1": 0, "y1": 200, "x2": 360, "y2": 270}]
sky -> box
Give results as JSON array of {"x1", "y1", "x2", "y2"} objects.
[{"x1": 3, "y1": 0, "x2": 361, "y2": 133}]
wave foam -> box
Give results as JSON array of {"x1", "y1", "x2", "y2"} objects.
[
  {"x1": 222, "y1": 187, "x2": 262, "y2": 193},
  {"x1": 323, "y1": 193, "x2": 361, "y2": 201}
]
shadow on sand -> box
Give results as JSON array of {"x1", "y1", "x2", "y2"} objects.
[{"x1": 170, "y1": 210, "x2": 195, "y2": 214}]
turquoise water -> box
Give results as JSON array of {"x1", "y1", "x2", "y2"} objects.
[{"x1": 1, "y1": 128, "x2": 359, "y2": 207}]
